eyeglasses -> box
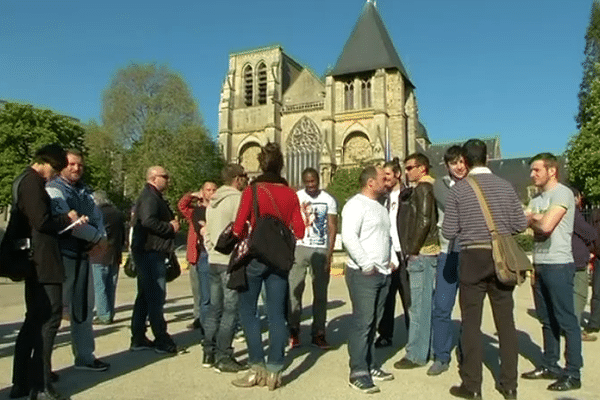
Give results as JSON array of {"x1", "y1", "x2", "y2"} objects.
[{"x1": 156, "y1": 174, "x2": 170, "y2": 180}]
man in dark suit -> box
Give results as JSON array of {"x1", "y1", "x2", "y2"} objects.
[
  {"x1": 10, "y1": 144, "x2": 82, "y2": 400},
  {"x1": 130, "y1": 166, "x2": 180, "y2": 354}
]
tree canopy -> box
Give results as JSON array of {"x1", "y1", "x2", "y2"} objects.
[
  {"x1": 0, "y1": 103, "x2": 85, "y2": 206},
  {"x1": 568, "y1": 1, "x2": 600, "y2": 202}
]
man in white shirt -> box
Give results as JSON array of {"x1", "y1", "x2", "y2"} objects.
[
  {"x1": 342, "y1": 165, "x2": 393, "y2": 394},
  {"x1": 289, "y1": 168, "x2": 338, "y2": 349}
]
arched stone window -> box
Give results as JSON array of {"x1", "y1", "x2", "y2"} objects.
[
  {"x1": 286, "y1": 117, "x2": 321, "y2": 188},
  {"x1": 243, "y1": 65, "x2": 253, "y2": 107},
  {"x1": 344, "y1": 81, "x2": 354, "y2": 110},
  {"x1": 239, "y1": 142, "x2": 261, "y2": 173},
  {"x1": 361, "y1": 78, "x2": 371, "y2": 108},
  {"x1": 343, "y1": 132, "x2": 372, "y2": 165},
  {"x1": 257, "y1": 63, "x2": 267, "y2": 105}
]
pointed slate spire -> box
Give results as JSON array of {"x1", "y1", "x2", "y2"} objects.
[{"x1": 331, "y1": 1, "x2": 414, "y2": 87}]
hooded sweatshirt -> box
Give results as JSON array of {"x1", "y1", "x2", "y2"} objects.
[{"x1": 204, "y1": 185, "x2": 242, "y2": 266}]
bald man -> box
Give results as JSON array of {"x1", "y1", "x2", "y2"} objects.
[{"x1": 130, "y1": 166, "x2": 180, "y2": 354}]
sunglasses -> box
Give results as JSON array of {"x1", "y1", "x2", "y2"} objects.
[{"x1": 157, "y1": 174, "x2": 170, "y2": 179}]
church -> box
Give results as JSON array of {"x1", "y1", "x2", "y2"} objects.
[{"x1": 217, "y1": 0, "x2": 429, "y2": 187}]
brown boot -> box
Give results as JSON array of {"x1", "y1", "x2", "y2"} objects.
[
  {"x1": 232, "y1": 365, "x2": 267, "y2": 388},
  {"x1": 267, "y1": 371, "x2": 282, "y2": 391}
]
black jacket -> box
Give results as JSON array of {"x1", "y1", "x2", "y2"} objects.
[
  {"x1": 397, "y1": 180, "x2": 440, "y2": 256},
  {"x1": 9, "y1": 167, "x2": 71, "y2": 283},
  {"x1": 131, "y1": 183, "x2": 176, "y2": 253}
]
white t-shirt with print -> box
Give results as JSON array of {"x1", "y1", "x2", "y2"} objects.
[{"x1": 297, "y1": 189, "x2": 337, "y2": 249}]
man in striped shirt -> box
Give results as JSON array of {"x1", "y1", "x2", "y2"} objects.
[{"x1": 442, "y1": 139, "x2": 526, "y2": 400}]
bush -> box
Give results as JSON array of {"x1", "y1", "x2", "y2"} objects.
[{"x1": 514, "y1": 233, "x2": 534, "y2": 252}]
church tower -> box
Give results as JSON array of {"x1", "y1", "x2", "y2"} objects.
[{"x1": 217, "y1": 1, "x2": 423, "y2": 187}]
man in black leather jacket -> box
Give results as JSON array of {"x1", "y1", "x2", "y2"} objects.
[
  {"x1": 394, "y1": 153, "x2": 440, "y2": 370},
  {"x1": 130, "y1": 166, "x2": 180, "y2": 354}
]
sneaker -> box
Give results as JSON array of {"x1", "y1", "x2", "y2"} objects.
[
  {"x1": 202, "y1": 352, "x2": 215, "y2": 368},
  {"x1": 130, "y1": 336, "x2": 155, "y2": 351},
  {"x1": 74, "y1": 359, "x2": 110, "y2": 372},
  {"x1": 370, "y1": 368, "x2": 394, "y2": 381},
  {"x1": 393, "y1": 357, "x2": 424, "y2": 369},
  {"x1": 311, "y1": 334, "x2": 331, "y2": 350},
  {"x1": 214, "y1": 357, "x2": 249, "y2": 373},
  {"x1": 92, "y1": 317, "x2": 112, "y2": 325},
  {"x1": 349, "y1": 375, "x2": 380, "y2": 394},
  {"x1": 154, "y1": 340, "x2": 178, "y2": 355},
  {"x1": 427, "y1": 360, "x2": 450, "y2": 376},
  {"x1": 289, "y1": 329, "x2": 301, "y2": 349}
]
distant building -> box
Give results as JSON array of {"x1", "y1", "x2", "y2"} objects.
[{"x1": 218, "y1": 1, "x2": 423, "y2": 187}]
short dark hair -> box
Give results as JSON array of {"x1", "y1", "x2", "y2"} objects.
[
  {"x1": 359, "y1": 165, "x2": 378, "y2": 188},
  {"x1": 33, "y1": 143, "x2": 67, "y2": 172},
  {"x1": 258, "y1": 142, "x2": 284, "y2": 175},
  {"x1": 444, "y1": 145, "x2": 465, "y2": 165},
  {"x1": 404, "y1": 153, "x2": 430, "y2": 174},
  {"x1": 383, "y1": 157, "x2": 401, "y2": 174},
  {"x1": 462, "y1": 139, "x2": 487, "y2": 168},
  {"x1": 302, "y1": 167, "x2": 319, "y2": 182},
  {"x1": 530, "y1": 152, "x2": 560, "y2": 179},
  {"x1": 66, "y1": 148, "x2": 84, "y2": 160},
  {"x1": 221, "y1": 164, "x2": 245, "y2": 185}
]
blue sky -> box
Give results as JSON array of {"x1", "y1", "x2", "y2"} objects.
[{"x1": 0, "y1": 0, "x2": 593, "y2": 159}]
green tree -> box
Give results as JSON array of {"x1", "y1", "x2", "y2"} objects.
[
  {"x1": 102, "y1": 63, "x2": 199, "y2": 148},
  {"x1": 98, "y1": 63, "x2": 224, "y2": 207},
  {"x1": 0, "y1": 103, "x2": 85, "y2": 206},
  {"x1": 567, "y1": 64, "x2": 600, "y2": 202},
  {"x1": 326, "y1": 166, "x2": 363, "y2": 213},
  {"x1": 577, "y1": 0, "x2": 600, "y2": 128}
]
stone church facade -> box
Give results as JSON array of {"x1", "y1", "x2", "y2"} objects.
[{"x1": 218, "y1": 1, "x2": 426, "y2": 187}]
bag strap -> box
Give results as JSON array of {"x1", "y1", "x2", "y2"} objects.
[
  {"x1": 465, "y1": 176, "x2": 498, "y2": 235},
  {"x1": 251, "y1": 183, "x2": 260, "y2": 220},
  {"x1": 253, "y1": 184, "x2": 284, "y2": 221},
  {"x1": 11, "y1": 171, "x2": 28, "y2": 214}
]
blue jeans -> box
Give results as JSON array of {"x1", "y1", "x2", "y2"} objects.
[
  {"x1": 345, "y1": 267, "x2": 390, "y2": 378},
  {"x1": 238, "y1": 258, "x2": 289, "y2": 373},
  {"x1": 431, "y1": 252, "x2": 459, "y2": 364},
  {"x1": 131, "y1": 251, "x2": 170, "y2": 343},
  {"x1": 189, "y1": 251, "x2": 210, "y2": 324},
  {"x1": 92, "y1": 263, "x2": 119, "y2": 323},
  {"x1": 203, "y1": 264, "x2": 239, "y2": 362},
  {"x1": 62, "y1": 255, "x2": 96, "y2": 365},
  {"x1": 533, "y1": 263, "x2": 582, "y2": 379},
  {"x1": 405, "y1": 255, "x2": 437, "y2": 365}
]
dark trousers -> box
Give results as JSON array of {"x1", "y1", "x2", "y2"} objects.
[
  {"x1": 131, "y1": 251, "x2": 170, "y2": 343},
  {"x1": 13, "y1": 278, "x2": 62, "y2": 391},
  {"x1": 588, "y1": 258, "x2": 600, "y2": 330},
  {"x1": 346, "y1": 267, "x2": 391, "y2": 377},
  {"x1": 377, "y1": 253, "x2": 410, "y2": 339},
  {"x1": 458, "y1": 249, "x2": 518, "y2": 392},
  {"x1": 532, "y1": 263, "x2": 582, "y2": 379},
  {"x1": 203, "y1": 264, "x2": 239, "y2": 362}
]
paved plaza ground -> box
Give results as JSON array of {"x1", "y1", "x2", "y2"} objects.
[{"x1": 0, "y1": 263, "x2": 598, "y2": 400}]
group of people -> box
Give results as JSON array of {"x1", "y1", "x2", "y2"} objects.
[
  {"x1": 343, "y1": 139, "x2": 599, "y2": 399},
  {"x1": 6, "y1": 138, "x2": 600, "y2": 399}
]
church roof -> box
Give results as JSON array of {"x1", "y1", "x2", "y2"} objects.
[{"x1": 330, "y1": 1, "x2": 413, "y2": 87}]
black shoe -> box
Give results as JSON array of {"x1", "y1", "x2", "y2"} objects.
[
  {"x1": 9, "y1": 384, "x2": 29, "y2": 398},
  {"x1": 521, "y1": 366, "x2": 560, "y2": 380},
  {"x1": 202, "y1": 352, "x2": 215, "y2": 367},
  {"x1": 497, "y1": 387, "x2": 517, "y2": 399},
  {"x1": 130, "y1": 336, "x2": 155, "y2": 351},
  {"x1": 393, "y1": 357, "x2": 424, "y2": 369},
  {"x1": 28, "y1": 385, "x2": 70, "y2": 400},
  {"x1": 74, "y1": 359, "x2": 110, "y2": 372},
  {"x1": 213, "y1": 357, "x2": 249, "y2": 373},
  {"x1": 584, "y1": 326, "x2": 599, "y2": 334},
  {"x1": 154, "y1": 339, "x2": 178, "y2": 355},
  {"x1": 547, "y1": 375, "x2": 581, "y2": 391},
  {"x1": 374, "y1": 336, "x2": 392, "y2": 348},
  {"x1": 449, "y1": 384, "x2": 482, "y2": 399}
]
